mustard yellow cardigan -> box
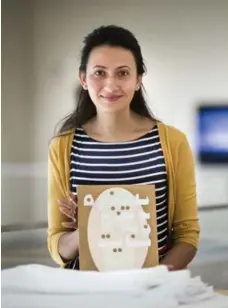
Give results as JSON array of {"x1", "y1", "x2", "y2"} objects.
[{"x1": 47, "y1": 121, "x2": 200, "y2": 267}]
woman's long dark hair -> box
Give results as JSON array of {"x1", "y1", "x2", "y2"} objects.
[{"x1": 56, "y1": 25, "x2": 157, "y2": 135}]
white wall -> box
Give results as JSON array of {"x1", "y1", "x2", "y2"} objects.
[
  {"x1": 2, "y1": 0, "x2": 228, "y2": 224},
  {"x1": 1, "y1": 0, "x2": 34, "y2": 224}
]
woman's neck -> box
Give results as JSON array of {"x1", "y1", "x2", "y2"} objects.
[
  {"x1": 83, "y1": 110, "x2": 155, "y2": 142},
  {"x1": 95, "y1": 110, "x2": 134, "y2": 137}
]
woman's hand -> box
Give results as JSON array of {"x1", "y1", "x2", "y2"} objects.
[
  {"x1": 166, "y1": 265, "x2": 174, "y2": 271},
  {"x1": 58, "y1": 193, "x2": 78, "y2": 229}
]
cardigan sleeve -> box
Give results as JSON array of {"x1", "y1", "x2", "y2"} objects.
[
  {"x1": 47, "y1": 137, "x2": 72, "y2": 267},
  {"x1": 172, "y1": 133, "x2": 200, "y2": 249}
]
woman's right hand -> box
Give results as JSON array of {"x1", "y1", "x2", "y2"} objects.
[{"x1": 58, "y1": 193, "x2": 78, "y2": 229}]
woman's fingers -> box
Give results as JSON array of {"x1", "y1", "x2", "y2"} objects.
[
  {"x1": 58, "y1": 199, "x2": 70, "y2": 210},
  {"x1": 58, "y1": 196, "x2": 77, "y2": 211},
  {"x1": 58, "y1": 193, "x2": 78, "y2": 228},
  {"x1": 69, "y1": 192, "x2": 78, "y2": 204},
  {"x1": 60, "y1": 206, "x2": 77, "y2": 221},
  {"x1": 61, "y1": 221, "x2": 77, "y2": 229},
  {"x1": 167, "y1": 265, "x2": 175, "y2": 271}
]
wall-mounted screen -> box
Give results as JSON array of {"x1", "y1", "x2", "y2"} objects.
[{"x1": 197, "y1": 104, "x2": 228, "y2": 164}]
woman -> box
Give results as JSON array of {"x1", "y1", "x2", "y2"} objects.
[{"x1": 47, "y1": 25, "x2": 200, "y2": 270}]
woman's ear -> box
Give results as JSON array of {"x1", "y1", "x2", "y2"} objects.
[
  {"x1": 136, "y1": 75, "x2": 142, "y2": 91},
  {"x1": 79, "y1": 72, "x2": 87, "y2": 90}
]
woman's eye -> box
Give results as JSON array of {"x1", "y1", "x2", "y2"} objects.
[
  {"x1": 118, "y1": 70, "x2": 129, "y2": 77},
  {"x1": 94, "y1": 70, "x2": 105, "y2": 76}
]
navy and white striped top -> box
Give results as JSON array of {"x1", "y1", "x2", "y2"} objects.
[{"x1": 68, "y1": 124, "x2": 169, "y2": 269}]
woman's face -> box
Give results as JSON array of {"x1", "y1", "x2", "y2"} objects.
[{"x1": 80, "y1": 45, "x2": 141, "y2": 114}]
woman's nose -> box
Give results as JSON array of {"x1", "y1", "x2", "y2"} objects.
[{"x1": 104, "y1": 76, "x2": 120, "y2": 91}]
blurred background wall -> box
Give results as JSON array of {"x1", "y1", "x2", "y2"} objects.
[{"x1": 1, "y1": 0, "x2": 228, "y2": 226}]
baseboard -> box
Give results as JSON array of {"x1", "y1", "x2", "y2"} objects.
[
  {"x1": 1, "y1": 222, "x2": 48, "y2": 232},
  {"x1": 198, "y1": 204, "x2": 228, "y2": 211}
]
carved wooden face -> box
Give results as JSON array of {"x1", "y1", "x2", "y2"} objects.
[{"x1": 85, "y1": 187, "x2": 151, "y2": 271}]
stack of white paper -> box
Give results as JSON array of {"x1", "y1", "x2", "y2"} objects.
[{"x1": 1, "y1": 264, "x2": 228, "y2": 308}]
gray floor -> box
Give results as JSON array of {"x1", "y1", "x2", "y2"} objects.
[{"x1": 1, "y1": 209, "x2": 228, "y2": 289}]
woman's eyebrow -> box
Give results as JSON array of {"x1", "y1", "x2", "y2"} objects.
[
  {"x1": 93, "y1": 65, "x2": 107, "y2": 69},
  {"x1": 93, "y1": 65, "x2": 131, "y2": 70},
  {"x1": 117, "y1": 65, "x2": 131, "y2": 70}
]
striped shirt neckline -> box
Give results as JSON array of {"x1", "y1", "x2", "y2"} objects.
[{"x1": 76, "y1": 125, "x2": 158, "y2": 145}]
